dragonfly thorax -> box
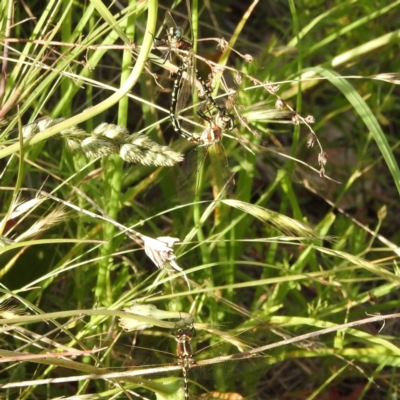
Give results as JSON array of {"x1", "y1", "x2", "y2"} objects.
[
  {"x1": 200, "y1": 124, "x2": 223, "y2": 145},
  {"x1": 174, "y1": 329, "x2": 195, "y2": 371},
  {"x1": 216, "y1": 110, "x2": 235, "y2": 132}
]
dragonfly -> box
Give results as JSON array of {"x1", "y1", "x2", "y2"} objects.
[
  {"x1": 154, "y1": 11, "x2": 193, "y2": 65},
  {"x1": 172, "y1": 326, "x2": 251, "y2": 400},
  {"x1": 153, "y1": 7, "x2": 236, "y2": 197},
  {"x1": 173, "y1": 326, "x2": 195, "y2": 400},
  {"x1": 77, "y1": 326, "x2": 266, "y2": 400},
  {"x1": 168, "y1": 31, "x2": 236, "y2": 196},
  {"x1": 153, "y1": 4, "x2": 235, "y2": 143},
  {"x1": 168, "y1": 55, "x2": 235, "y2": 198},
  {"x1": 171, "y1": 57, "x2": 235, "y2": 142},
  {"x1": 151, "y1": 4, "x2": 197, "y2": 139}
]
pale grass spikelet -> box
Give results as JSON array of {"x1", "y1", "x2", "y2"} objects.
[
  {"x1": 21, "y1": 123, "x2": 40, "y2": 139},
  {"x1": 16, "y1": 206, "x2": 67, "y2": 242},
  {"x1": 81, "y1": 136, "x2": 119, "y2": 158},
  {"x1": 58, "y1": 125, "x2": 87, "y2": 143},
  {"x1": 0, "y1": 236, "x2": 15, "y2": 248},
  {"x1": 121, "y1": 133, "x2": 184, "y2": 166},
  {"x1": 371, "y1": 72, "x2": 400, "y2": 84},
  {"x1": 0, "y1": 308, "x2": 21, "y2": 319},
  {"x1": 1, "y1": 196, "x2": 64, "y2": 245},
  {"x1": 63, "y1": 137, "x2": 82, "y2": 153},
  {"x1": 15, "y1": 119, "x2": 183, "y2": 166},
  {"x1": 4, "y1": 195, "x2": 48, "y2": 239},
  {"x1": 81, "y1": 123, "x2": 126, "y2": 158},
  {"x1": 58, "y1": 124, "x2": 87, "y2": 137},
  {"x1": 21, "y1": 117, "x2": 66, "y2": 138},
  {"x1": 0, "y1": 299, "x2": 27, "y2": 319},
  {"x1": 93, "y1": 122, "x2": 129, "y2": 141},
  {"x1": 119, "y1": 143, "x2": 147, "y2": 164},
  {"x1": 58, "y1": 125, "x2": 87, "y2": 153},
  {"x1": 36, "y1": 117, "x2": 65, "y2": 132},
  {"x1": 9, "y1": 195, "x2": 46, "y2": 219},
  {"x1": 81, "y1": 124, "x2": 184, "y2": 166}
]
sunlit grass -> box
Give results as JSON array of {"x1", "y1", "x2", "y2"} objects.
[{"x1": 0, "y1": 0, "x2": 399, "y2": 399}]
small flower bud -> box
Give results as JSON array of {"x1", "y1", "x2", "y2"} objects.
[
  {"x1": 243, "y1": 54, "x2": 253, "y2": 63},
  {"x1": 275, "y1": 98, "x2": 284, "y2": 110},
  {"x1": 234, "y1": 71, "x2": 243, "y2": 85},
  {"x1": 291, "y1": 112, "x2": 301, "y2": 125},
  {"x1": 307, "y1": 133, "x2": 316, "y2": 148},
  {"x1": 264, "y1": 82, "x2": 280, "y2": 93},
  {"x1": 318, "y1": 151, "x2": 328, "y2": 166},
  {"x1": 217, "y1": 38, "x2": 228, "y2": 52}
]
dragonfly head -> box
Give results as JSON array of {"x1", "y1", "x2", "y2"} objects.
[{"x1": 167, "y1": 26, "x2": 183, "y2": 44}]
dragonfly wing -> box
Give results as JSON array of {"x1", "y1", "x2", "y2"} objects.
[
  {"x1": 175, "y1": 59, "x2": 195, "y2": 121},
  {"x1": 178, "y1": 145, "x2": 206, "y2": 201},
  {"x1": 164, "y1": 11, "x2": 177, "y2": 31},
  {"x1": 209, "y1": 143, "x2": 234, "y2": 198},
  {"x1": 178, "y1": 143, "x2": 233, "y2": 201}
]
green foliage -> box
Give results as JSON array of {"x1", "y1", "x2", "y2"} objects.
[{"x1": 0, "y1": 0, "x2": 399, "y2": 399}]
